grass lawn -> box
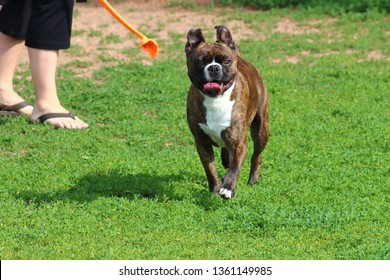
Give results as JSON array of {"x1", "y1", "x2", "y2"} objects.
[{"x1": 0, "y1": 6, "x2": 389, "y2": 259}]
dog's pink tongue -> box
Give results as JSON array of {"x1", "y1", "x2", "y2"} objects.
[{"x1": 203, "y1": 82, "x2": 222, "y2": 94}]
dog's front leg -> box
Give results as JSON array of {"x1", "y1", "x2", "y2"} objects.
[
  {"x1": 219, "y1": 142, "x2": 247, "y2": 199},
  {"x1": 195, "y1": 140, "x2": 220, "y2": 193}
]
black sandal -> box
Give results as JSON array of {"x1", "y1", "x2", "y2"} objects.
[
  {"x1": 36, "y1": 112, "x2": 76, "y2": 123},
  {"x1": 0, "y1": 101, "x2": 33, "y2": 116}
]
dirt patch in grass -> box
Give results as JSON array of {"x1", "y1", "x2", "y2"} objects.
[{"x1": 13, "y1": 1, "x2": 390, "y2": 76}]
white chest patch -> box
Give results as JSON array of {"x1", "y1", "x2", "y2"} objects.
[{"x1": 199, "y1": 82, "x2": 236, "y2": 147}]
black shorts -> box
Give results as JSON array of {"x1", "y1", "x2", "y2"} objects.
[{"x1": 0, "y1": 0, "x2": 74, "y2": 50}]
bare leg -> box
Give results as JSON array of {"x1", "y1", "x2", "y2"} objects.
[
  {"x1": 28, "y1": 47, "x2": 88, "y2": 129},
  {"x1": 0, "y1": 32, "x2": 33, "y2": 115}
]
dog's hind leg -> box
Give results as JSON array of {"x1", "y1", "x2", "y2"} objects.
[
  {"x1": 248, "y1": 107, "x2": 269, "y2": 185},
  {"x1": 221, "y1": 147, "x2": 230, "y2": 169}
]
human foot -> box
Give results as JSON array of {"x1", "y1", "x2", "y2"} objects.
[
  {"x1": 0, "y1": 101, "x2": 34, "y2": 116},
  {"x1": 0, "y1": 91, "x2": 34, "y2": 116},
  {"x1": 30, "y1": 106, "x2": 88, "y2": 129}
]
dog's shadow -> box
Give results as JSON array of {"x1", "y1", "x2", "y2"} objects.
[{"x1": 16, "y1": 171, "x2": 192, "y2": 205}]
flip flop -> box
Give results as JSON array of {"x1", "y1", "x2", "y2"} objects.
[
  {"x1": 0, "y1": 101, "x2": 33, "y2": 116},
  {"x1": 34, "y1": 112, "x2": 86, "y2": 129},
  {"x1": 30, "y1": 113, "x2": 88, "y2": 129},
  {"x1": 36, "y1": 112, "x2": 76, "y2": 123}
]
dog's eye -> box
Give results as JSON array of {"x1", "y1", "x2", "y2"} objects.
[{"x1": 223, "y1": 59, "x2": 231, "y2": 65}]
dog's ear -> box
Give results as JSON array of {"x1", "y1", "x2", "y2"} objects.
[
  {"x1": 185, "y1": 29, "x2": 205, "y2": 55},
  {"x1": 215, "y1": 25, "x2": 240, "y2": 54}
]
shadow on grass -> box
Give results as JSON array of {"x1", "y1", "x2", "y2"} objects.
[
  {"x1": 15, "y1": 170, "x2": 230, "y2": 211},
  {"x1": 15, "y1": 170, "x2": 193, "y2": 205}
]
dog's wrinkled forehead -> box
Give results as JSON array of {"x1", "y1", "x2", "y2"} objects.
[{"x1": 195, "y1": 43, "x2": 234, "y2": 60}]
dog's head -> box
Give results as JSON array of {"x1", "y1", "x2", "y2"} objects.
[{"x1": 185, "y1": 26, "x2": 239, "y2": 97}]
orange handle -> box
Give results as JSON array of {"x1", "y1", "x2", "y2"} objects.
[{"x1": 98, "y1": 0, "x2": 145, "y2": 40}]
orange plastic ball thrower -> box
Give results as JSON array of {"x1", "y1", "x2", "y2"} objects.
[{"x1": 98, "y1": 0, "x2": 159, "y2": 58}]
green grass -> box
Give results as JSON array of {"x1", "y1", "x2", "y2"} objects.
[
  {"x1": 99, "y1": 34, "x2": 123, "y2": 44},
  {"x1": 0, "y1": 8, "x2": 389, "y2": 260}
]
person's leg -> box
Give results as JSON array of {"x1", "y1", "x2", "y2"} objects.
[
  {"x1": 0, "y1": 32, "x2": 33, "y2": 115},
  {"x1": 28, "y1": 47, "x2": 88, "y2": 129},
  {"x1": 27, "y1": 0, "x2": 87, "y2": 129}
]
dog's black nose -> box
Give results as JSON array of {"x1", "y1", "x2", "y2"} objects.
[{"x1": 208, "y1": 64, "x2": 221, "y2": 74}]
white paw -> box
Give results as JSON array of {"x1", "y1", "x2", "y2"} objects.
[{"x1": 219, "y1": 188, "x2": 232, "y2": 199}]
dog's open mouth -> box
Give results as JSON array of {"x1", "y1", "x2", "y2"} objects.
[{"x1": 202, "y1": 80, "x2": 234, "y2": 96}]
